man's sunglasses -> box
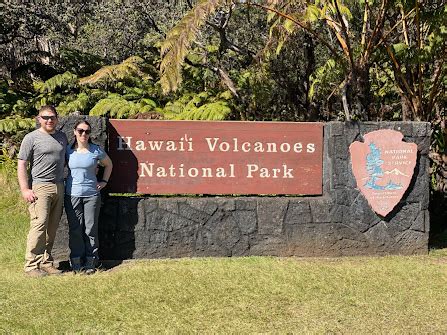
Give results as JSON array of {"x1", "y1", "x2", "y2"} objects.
[
  {"x1": 40, "y1": 115, "x2": 57, "y2": 121},
  {"x1": 76, "y1": 128, "x2": 91, "y2": 135}
]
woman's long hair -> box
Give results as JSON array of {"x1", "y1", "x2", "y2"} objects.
[{"x1": 71, "y1": 120, "x2": 93, "y2": 149}]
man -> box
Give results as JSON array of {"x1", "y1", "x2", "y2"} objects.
[{"x1": 17, "y1": 105, "x2": 68, "y2": 277}]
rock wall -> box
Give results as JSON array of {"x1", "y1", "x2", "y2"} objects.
[{"x1": 52, "y1": 119, "x2": 430, "y2": 261}]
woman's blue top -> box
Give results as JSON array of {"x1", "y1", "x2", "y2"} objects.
[{"x1": 65, "y1": 144, "x2": 106, "y2": 197}]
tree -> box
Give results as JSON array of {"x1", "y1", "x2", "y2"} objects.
[
  {"x1": 160, "y1": 0, "x2": 446, "y2": 122},
  {"x1": 0, "y1": 1, "x2": 192, "y2": 88}
]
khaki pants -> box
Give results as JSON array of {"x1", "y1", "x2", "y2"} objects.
[{"x1": 24, "y1": 183, "x2": 64, "y2": 272}]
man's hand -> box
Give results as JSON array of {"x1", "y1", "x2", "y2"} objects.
[{"x1": 21, "y1": 189, "x2": 37, "y2": 203}]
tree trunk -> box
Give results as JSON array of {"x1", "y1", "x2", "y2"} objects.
[
  {"x1": 303, "y1": 34, "x2": 317, "y2": 120},
  {"x1": 349, "y1": 65, "x2": 370, "y2": 120},
  {"x1": 400, "y1": 95, "x2": 413, "y2": 121}
]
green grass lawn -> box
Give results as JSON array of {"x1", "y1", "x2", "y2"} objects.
[{"x1": 1, "y1": 172, "x2": 447, "y2": 333}]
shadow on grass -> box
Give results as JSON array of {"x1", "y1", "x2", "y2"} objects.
[
  {"x1": 428, "y1": 191, "x2": 447, "y2": 250},
  {"x1": 429, "y1": 231, "x2": 447, "y2": 250},
  {"x1": 57, "y1": 260, "x2": 124, "y2": 273}
]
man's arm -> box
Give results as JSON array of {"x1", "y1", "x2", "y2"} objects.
[{"x1": 17, "y1": 159, "x2": 37, "y2": 203}]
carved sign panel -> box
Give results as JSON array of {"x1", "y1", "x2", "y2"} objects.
[
  {"x1": 349, "y1": 129, "x2": 417, "y2": 216},
  {"x1": 108, "y1": 120, "x2": 323, "y2": 195}
]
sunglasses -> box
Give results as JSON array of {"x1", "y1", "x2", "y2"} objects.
[
  {"x1": 40, "y1": 115, "x2": 57, "y2": 121},
  {"x1": 76, "y1": 128, "x2": 91, "y2": 135}
]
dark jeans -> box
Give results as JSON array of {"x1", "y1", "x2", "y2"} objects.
[{"x1": 64, "y1": 194, "x2": 101, "y2": 261}]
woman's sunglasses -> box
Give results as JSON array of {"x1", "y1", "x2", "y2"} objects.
[{"x1": 76, "y1": 128, "x2": 91, "y2": 135}]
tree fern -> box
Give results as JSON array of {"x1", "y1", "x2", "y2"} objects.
[
  {"x1": 140, "y1": 98, "x2": 157, "y2": 109},
  {"x1": 89, "y1": 98, "x2": 124, "y2": 118},
  {"x1": 175, "y1": 101, "x2": 231, "y2": 120},
  {"x1": 80, "y1": 56, "x2": 151, "y2": 86},
  {"x1": 56, "y1": 92, "x2": 90, "y2": 115},
  {"x1": 162, "y1": 100, "x2": 188, "y2": 116},
  {"x1": 156, "y1": 90, "x2": 232, "y2": 120},
  {"x1": 89, "y1": 96, "x2": 156, "y2": 119},
  {"x1": 12, "y1": 100, "x2": 34, "y2": 116},
  {"x1": 0, "y1": 116, "x2": 35, "y2": 134},
  {"x1": 160, "y1": 0, "x2": 229, "y2": 93},
  {"x1": 33, "y1": 72, "x2": 79, "y2": 94}
]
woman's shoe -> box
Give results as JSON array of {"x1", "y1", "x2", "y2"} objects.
[
  {"x1": 84, "y1": 257, "x2": 96, "y2": 275},
  {"x1": 84, "y1": 268, "x2": 96, "y2": 275},
  {"x1": 70, "y1": 257, "x2": 82, "y2": 274}
]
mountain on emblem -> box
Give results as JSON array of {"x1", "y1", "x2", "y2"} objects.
[
  {"x1": 349, "y1": 129, "x2": 417, "y2": 217},
  {"x1": 383, "y1": 168, "x2": 409, "y2": 177}
]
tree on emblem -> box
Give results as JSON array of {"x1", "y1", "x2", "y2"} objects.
[
  {"x1": 365, "y1": 142, "x2": 402, "y2": 190},
  {"x1": 365, "y1": 143, "x2": 384, "y2": 190}
]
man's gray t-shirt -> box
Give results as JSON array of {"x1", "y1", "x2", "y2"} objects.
[{"x1": 18, "y1": 129, "x2": 68, "y2": 185}]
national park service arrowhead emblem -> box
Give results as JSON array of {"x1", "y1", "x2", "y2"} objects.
[{"x1": 349, "y1": 129, "x2": 417, "y2": 217}]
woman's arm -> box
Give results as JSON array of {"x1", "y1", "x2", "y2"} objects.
[{"x1": 97, "y1": 154, "x2": 113, "y2": 190}]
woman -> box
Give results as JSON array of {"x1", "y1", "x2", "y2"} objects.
[{"x1": 65, "y1": 120, "x2": 113, "y2": 274}]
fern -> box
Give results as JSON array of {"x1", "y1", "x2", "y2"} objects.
[
  {"x1": 89, "y1": 91, "x2": 231, "y2": 121},
  {"x1": 175, "y1": 101, "x2": 231, "y2": 120},
  {"x1": 33, "y1": 72, "x2": 78, "y2": 94},
  {"x1": 160, "y1": 0, "x2": 229, "y2": 93},
  {"x1": 12, "y1": 100, "x2": 34, "y2": 116},
  {"x1": 219, "y1": 90, "x2": 233, "y2": 100},
  {"x1": 89, "y1": 96, "x2": 154, "y2": 119},
  {"x1": 56, "y1": 92, "x2": 90, "y2": 115},
  {"x1": 157, "y1": 90, "x2": 231, "y2": 120},
  {"x1": 162, "y1": 100, "x2": 187, "y2": 116},
  {"x1": 0, "y1": 116, "x2": 35, "y2": 134},
  {"x1": 140, "y1": 98, "x2": 157, "y2": 109},
  {"x1": 80, "y1": 56, "x2": 151, "y2": 86}
]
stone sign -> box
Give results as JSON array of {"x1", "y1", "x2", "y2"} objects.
[
  {"x1": 53, "y1": 119, "x2": 431, "y2": 261},
  {"x1": 349, "y1": 129, "x2": 417, "y2": 216},
  {"x1": 107, "y1": 120, "x2": 323, "y2": 195}
]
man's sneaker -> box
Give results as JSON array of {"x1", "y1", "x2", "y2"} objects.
[
  {"x1": 40, "y1": 266, "x2": 62, "y2": 275},
  {"x1": 25, "y1": 269, "x2": 48, "y2": 278}
]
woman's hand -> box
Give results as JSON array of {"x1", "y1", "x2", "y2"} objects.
[{"x1": 97, "y1": 181, "x2": 108, "y2": 190}]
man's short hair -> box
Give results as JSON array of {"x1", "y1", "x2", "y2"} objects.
[{"x1": 39, "y1": 105, "x2": 58, "y2": 117}]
